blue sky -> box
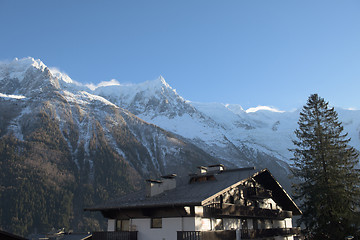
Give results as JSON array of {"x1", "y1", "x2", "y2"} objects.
[{"x1": 1, "y1": 1, "x2": 359, "y2": 111}]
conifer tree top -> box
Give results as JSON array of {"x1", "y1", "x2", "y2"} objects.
[{"x1": 291, "y1": 93, "x2": 360, "y2": 239}]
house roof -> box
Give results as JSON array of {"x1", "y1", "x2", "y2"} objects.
[
  {"x1": 0, "y1": 230, "x2": 27, "y2": 240},
  {"x1": 28, "y1": 233, "x2": 92, "y2": 240},
  {"x1": 85, "y1": 168, "x2": 301, "y2": 215}
]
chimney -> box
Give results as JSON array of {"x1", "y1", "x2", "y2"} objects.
[
  {"x1": 146, "y1": 179, "x2": 163, "y2": 197},
  {"x1": 197, "y1": 166, "x2": 208, "y2": 174},
  {"x1": 207, "y1": 164, "x2": 225, "y2": 172},
  {"x1": 161, "y1": 174, "x2": 177, "y2": 191},
  {"x1": 145, "y1": 174, "x2": 177, "y2": 197}
]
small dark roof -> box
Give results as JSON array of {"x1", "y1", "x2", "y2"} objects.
[
  {"x1": 197, "y1": 166, "x2": 207, "y2": 170},
  {"x1": 28, "y1": 232, "x2": 91, "y2": 240},
  {"x1": 60, "y1": 233, "x2": 92, "y2": 240},
  {"x1": 161, "y1": 174, "x2": 177, "y2": 179},
  {"x1": 85, "y1": 168, "x2": 301, "y2": 215},
  {"x1": 207, "y1": 164, "x2": 225, "y2": 168},
  {"x1": 0, "y1": 230, "x2": 27, "y2": 240},
  {"x1": 146, "y1": 179, "x2": 162, "y2": 183}
]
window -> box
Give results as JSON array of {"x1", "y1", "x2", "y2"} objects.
[
  {"x1": 151, "y1": 218, "x2": 162, "y2": 228},
  {"x1": 260, "y1": 219, "x2": 266, "y2": 229},
  {"x1": 253, "y1": 219, "x2": 258, "y2": 230},
  {"x1": 214, "y1": 219, "x2": 223, "y2": 230},
  {"x1": 116, "y1": 219, "x2": 130, "y2": 231},
  {"x1": 241, "y1": 219, "x2": 248, "y2": 230}
]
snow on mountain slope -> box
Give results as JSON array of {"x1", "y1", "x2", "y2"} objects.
[
  {"x1": 0, "y1": 57, "x2": 47, "y2": 82},
  {"x1": 0, "y1": 58, "x2": 61, "y2": 97},
  {"x1": 191, "y1": 102, "x2": 297, "y2": 161},
  {"x1": 0, "y1": 57, "x2": 218, "y2": 177},
  {"x1": 93, "y1": 76, "x2": 293, "y2": 172},
  {"x1": 94, "y1": 76, "x2": 201, "y2": 119},
  {"x1": 2, "y1": 57, "x2": 360, "y2": 178},
  {"x1": 0, "y1": 93, "x2": 26, "y2": 99},
  {"x1": 95, "y1": 74, "x2": 360, "y2": 171}
]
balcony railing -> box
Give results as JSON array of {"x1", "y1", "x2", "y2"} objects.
[
  {"x1": 240, "y1": 227, "x2": 301, "y2": 239},
  {"x1": 92, "y1": 231, "x2": 138, "y2": 240},
  {"x1": 177, "y1": 228, "x2": 301, "y2": 240},
  {"x1": 204, "y1": 203, "x2": 292, "y2": 219},
  {"x1": 177, "y1": 230, "x2": 236, "y2": 240}
]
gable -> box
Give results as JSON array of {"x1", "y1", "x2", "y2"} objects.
[{"x1": 201, "y1": 169, "x2": 301, "y2": 215}]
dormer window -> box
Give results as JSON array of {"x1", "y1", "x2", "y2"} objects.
[{"x1": 189, "y1": 174, "x2": 216, "y2": 183}]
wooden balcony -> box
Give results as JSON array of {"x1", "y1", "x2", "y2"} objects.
[
  {"x1": 177, "y1": 230, "x2": 236, "y2": 240},
  {"x1": 92, "y1": 231, "x2": 138, "y2": 240},
  {"x1": 204, "y1": 203, "x2": 292, "y2": 219},
  {"x1": 240, "y1": 227, "x2": 301, "y2": 239},
  {"x1": 177, "y1": 228, "x2": 301, "y2": 240}
]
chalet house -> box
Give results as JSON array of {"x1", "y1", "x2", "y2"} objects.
[{"x1": 85, "y1": 165, "x2": 302, "y2": 240}]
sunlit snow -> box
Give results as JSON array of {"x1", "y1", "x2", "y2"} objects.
[
  {"x1": 0, "y1": 93, "x2": 26, "y2": 99},
  {"x1": 86, "y1": 79, "x2": 121, "y2": 91},
  {"x1": 246, "y1": 105, "x2": 285, "y2": 113},
  {"x1": 0, "y1": 57, "x2": 46, "y2": 81}
]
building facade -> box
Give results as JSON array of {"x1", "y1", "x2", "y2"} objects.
[{"x1": 86, "y1": 166, "x2": 301, "y2": 240}]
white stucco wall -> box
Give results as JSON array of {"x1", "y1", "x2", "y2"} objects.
[
  {"x1": 129, "y1": 217, "x2": 197, "y2": 240},
  {"x1": 183, "y1": 217, "x2": 196, "y2": 231}
]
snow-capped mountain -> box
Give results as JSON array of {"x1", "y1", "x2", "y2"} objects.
[
  {"x1": 1, "y1": 57, "x2": 360, "y2": 234},
  {"x1": 2, "y1": 57, "x2": 360, "y2": 179},
  {"x1": 93, "y1": 76, "x2": 298, "y2": 179},
  {"x1": 93, "y1": 76, "x2": 200, "y2": 119},
  {"x1": 0, "y1": 58, "x2": 220, "y2": 234},
  {"x1": 94, "y1": 74, "x2": 360, "y2": 169},
  {"x1": 1, "y1": 57, "x2": 219, "y2": 174}
]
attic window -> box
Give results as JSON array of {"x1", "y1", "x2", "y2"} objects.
[{"x1": 151, "y1": 218, "x2": 162, "y2": 228}]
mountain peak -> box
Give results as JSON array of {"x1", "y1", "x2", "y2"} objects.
[
  {"x1": 0, "y1": 57, "x2": 47, "y2": 82},
  {"x1": 150, "y1": 75, "x2": 171, "y2": 89},
  {"x1": 132, "y1": 76, "x2": 175, "y2": 96},
  {"x1": 225, "y1": 104, "x2": 245, "y2": 115}
]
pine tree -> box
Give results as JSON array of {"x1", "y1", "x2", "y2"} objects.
[{"x1": 291, "y1": 94, "x2": 360, "y2": 239}]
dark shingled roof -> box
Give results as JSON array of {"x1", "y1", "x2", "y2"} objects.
[
  {"x1": 0, "y1": 230, "x2": 28, "y2": 240},
  {"x1": 85, "y1": 168, "x2": 301, "y2": 215}
]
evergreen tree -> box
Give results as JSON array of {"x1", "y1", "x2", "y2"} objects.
[{"x1": 291, "y1": 94, "x2": 360, "y2": 240}]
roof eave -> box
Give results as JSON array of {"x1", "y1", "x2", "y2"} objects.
[{"x1": 84, "y1": 202, "x2": 202, "y2": 212}]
